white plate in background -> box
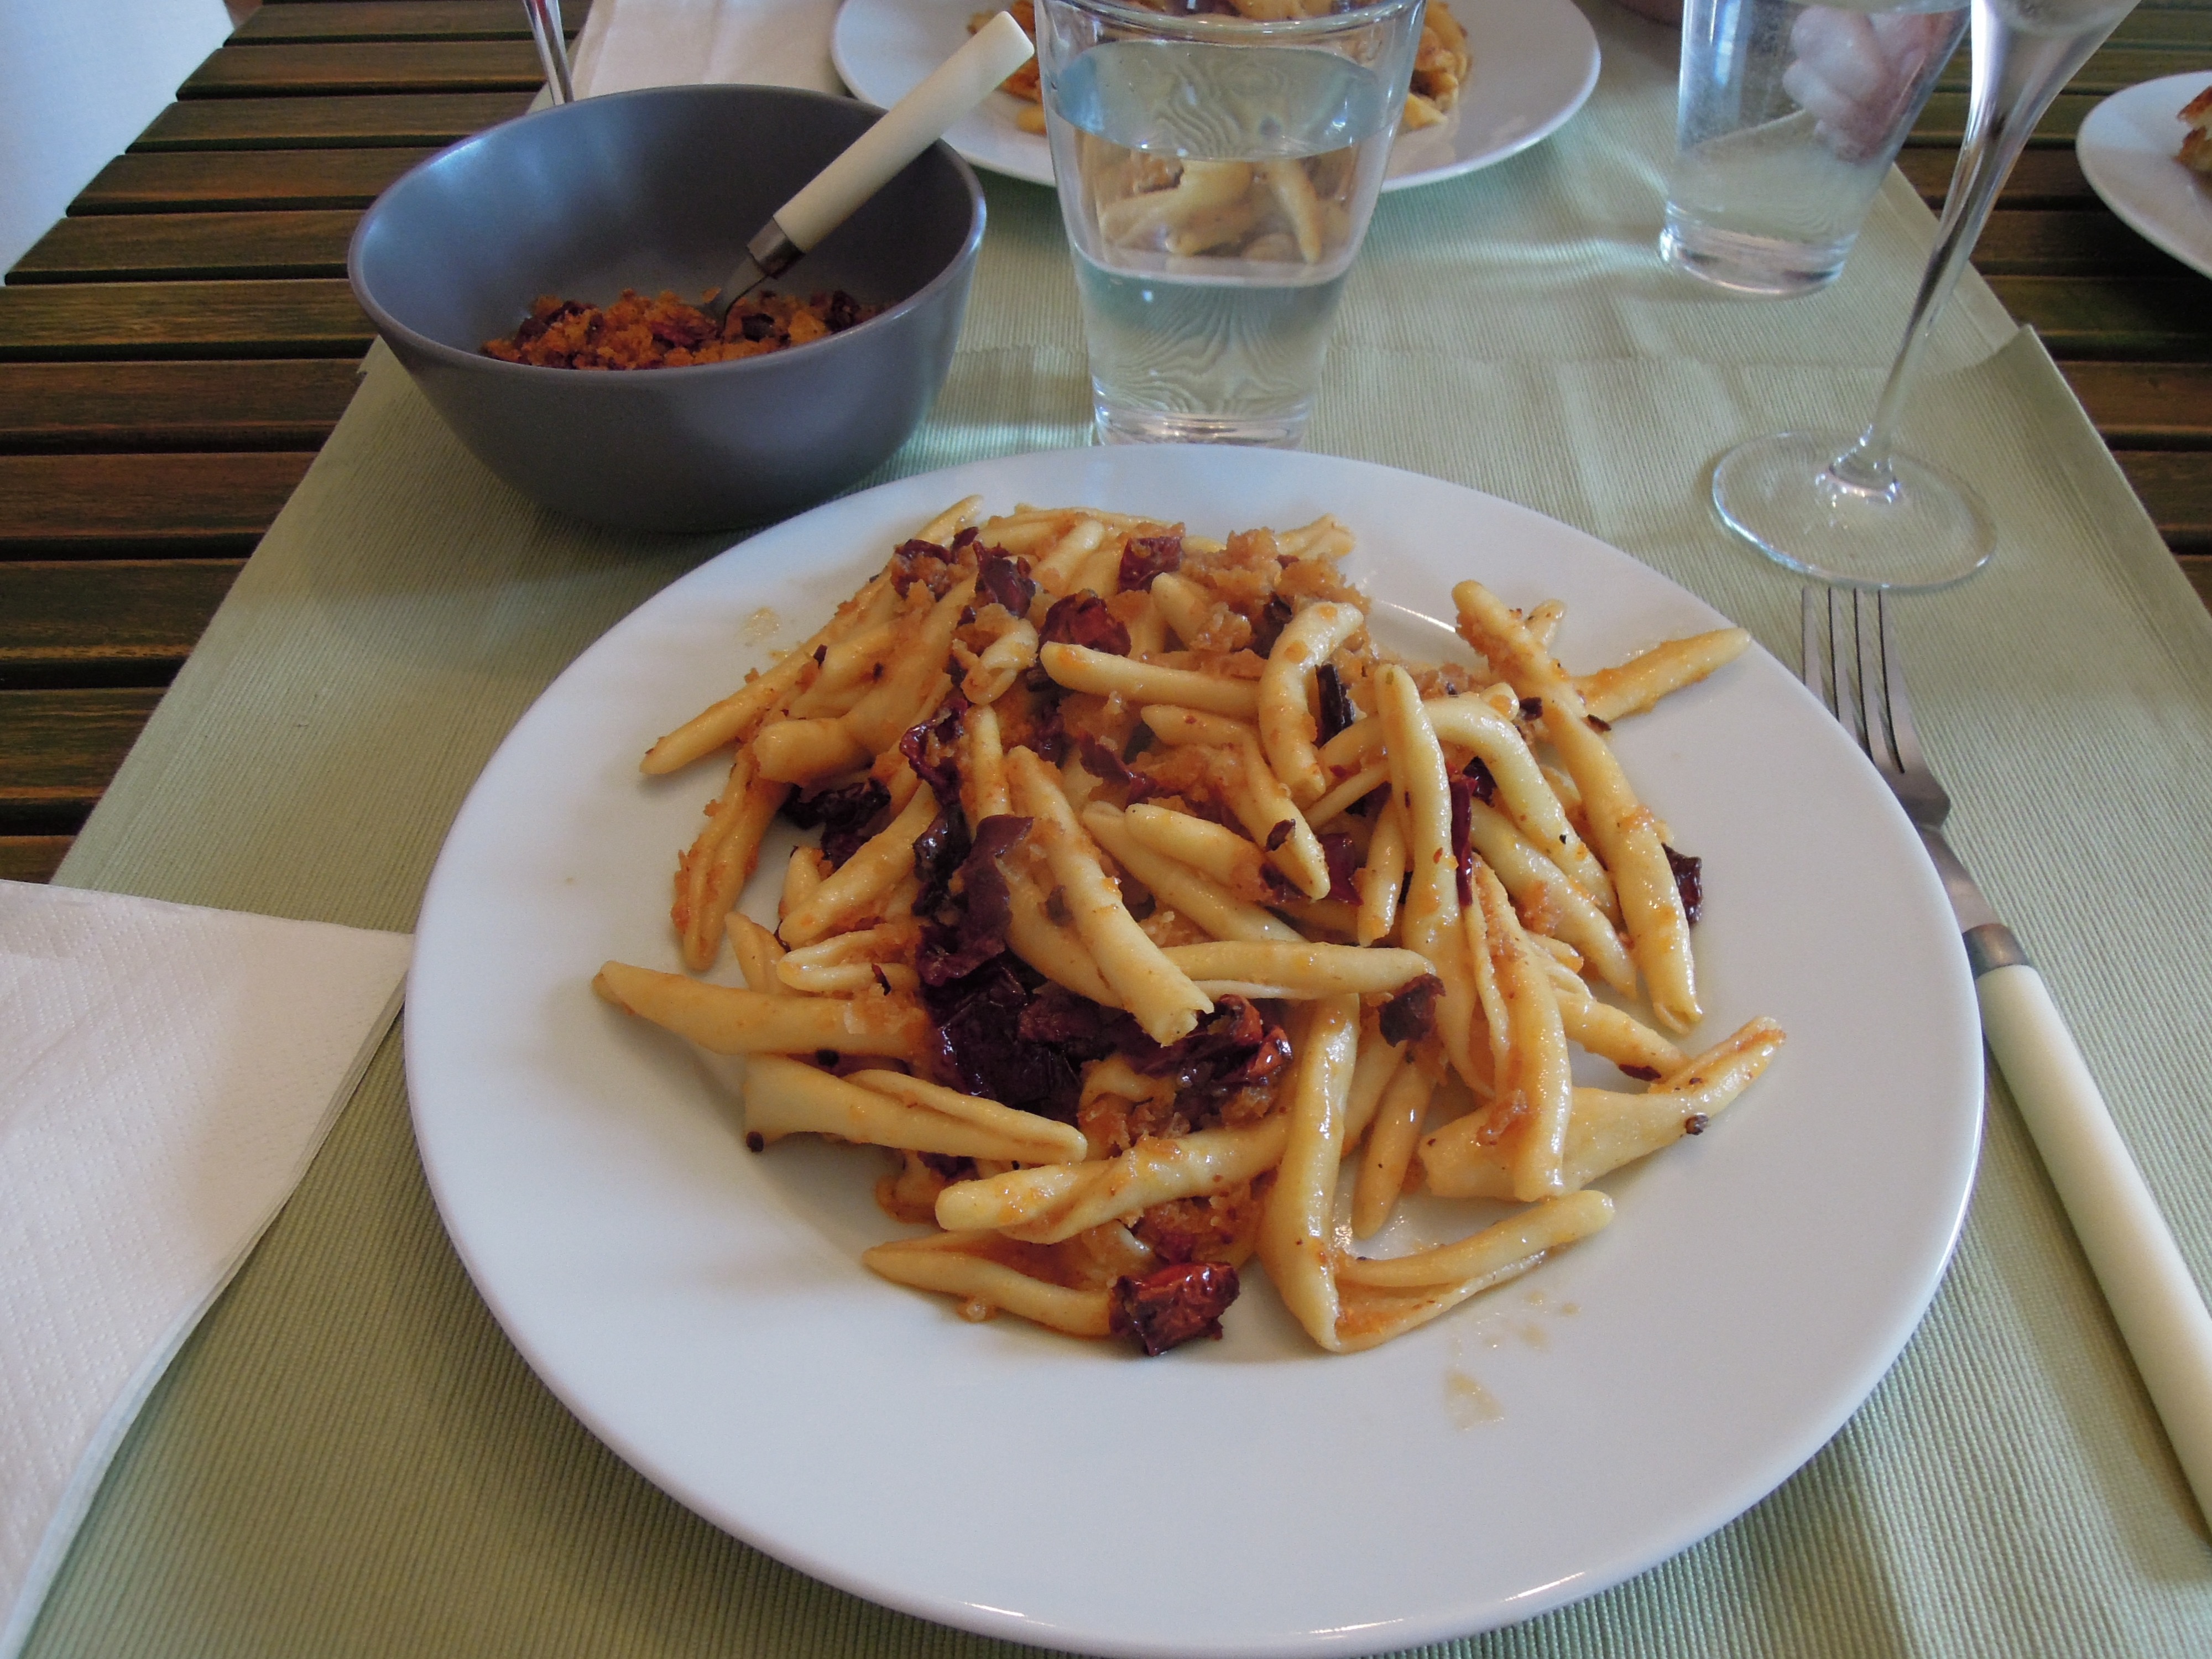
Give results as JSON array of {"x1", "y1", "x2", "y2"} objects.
[
  {"x1": 406, "y1": 445, "x2": 1981, "y2": 1658},
  {"x1": 2078, "y1": 71, "x2": 2212, "y2": 280},
  {"x1": 830, "y1": 0, "x2": 1600, "y2": 192}
]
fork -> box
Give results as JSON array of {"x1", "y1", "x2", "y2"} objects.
[{"x1": 1804, "y1": 588, "x2": 2212, "y2": 1521}]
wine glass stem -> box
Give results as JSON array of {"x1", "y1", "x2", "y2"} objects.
[{"x1": 1834, "y1": 0, "x2": 2127, "y2": 493}]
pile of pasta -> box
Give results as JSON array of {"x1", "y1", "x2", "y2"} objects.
[
  {"x1": 1404, "y1": 0, "x2": 1472, "y2": 131},
  {"x1": 594, "y1": 497, "x2": 1785, "y2": 1356},
  {"x1": 971, "y1": 1, "x2": 1472, "y2": 137}
]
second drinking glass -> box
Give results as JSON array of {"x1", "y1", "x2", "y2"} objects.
[
  {"x1": 1663, "y1": 0, "x2": 1968, "y2": 295},
  {"x1": 1033, "y1": 0, "x2": 1426, "y2": 447}
]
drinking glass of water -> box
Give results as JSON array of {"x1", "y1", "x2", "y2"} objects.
[
  {"x1": 1663, "y1": 0, "x2": 1968, "y2": 295},
  {"x1": 1032, "y1": 0, "x2": 1427, "y2": 447}
]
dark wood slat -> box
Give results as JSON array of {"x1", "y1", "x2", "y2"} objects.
[
  {"x1": 9, "y1": 210, "x2": 359, "y2": 283},
  {"x1": 1896, "y1": 148, "x2": 1957, "y2": 205},
  {"x1": 2182, "y1": 555, "x2": 2212, "y2": 610},
  {"x1": 1986, "y1": 275, "x2": 2212, "y2": 360},
  {"x1": 0, "y1": 281, "x2": 369, "y2": 360},
  {"x1": 0, "y1": 688, "x2": 165, "y2": 836},
  {"x1": 0, "y1": 453, "x2": 315, "y2": 554},
  {"x1": 181, "y1": 40, "x2": 545, "y2": 97},
  {"x1": 2113, "y1": 8, "x2": 2212, "y2": 43},
  {"x1": 1899, "y1": 148, "x2": 2095, "y2": 208},
  {"x1": 0, "y1": 561, "x2": 242, "y2": 690},
  {"x1": 0, "y1": 361, "x2": 359, "y2": 453},
  {"x1": 0, "y1": 836, "x2": 71, "y2": 884},
  {"x1": 75, "y1": 149, "x2": 435, "y2": 212},
  {"x1": 134, "y1": 91, "x2": 529, "y2": 150},
  {"x1": 2062, "y1": 362, "x2": 2212, "y2": 449},
  {"x1": 234, "y1": 0, "x2": 584, "y2": 43},
  {"x1": 1913, "y1": 91, "x2": 2099, "y2": 147},
  {"x1": 2116, "y1": 451, "x2": 2212, "y2": 549},
  {"x1": 1969, "y1": 209, "x2": 2194, "y2": 275},
  {"x1": 1938, "y1": 43, "x2": 2212, "y2": 95},
  {"x1": 2074, "y1": 43, "x2": 2211, "y2": 87}
]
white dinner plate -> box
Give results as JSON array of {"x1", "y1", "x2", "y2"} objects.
[
  {"x1": 828, "y1": 0, "x2": 1601, "y2": 192},
  {"x1": 2078, "y1": 71, "x2": 2212, "y2": 281},
  {"x1": 406, "y1": 446, "x2": 1982, "y2": 1658}
]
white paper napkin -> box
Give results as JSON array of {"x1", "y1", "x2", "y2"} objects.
[
  {"x1": 568, "y1": 0, "x2": 845, "y2": 98},
  {"x1": 0, "y1": 881, "x2": 411, "y2": 1659}
]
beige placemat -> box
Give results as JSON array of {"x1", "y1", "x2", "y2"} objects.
[{"x1": 25, "y1": 3, "x2": 2212, "y2": 1653}]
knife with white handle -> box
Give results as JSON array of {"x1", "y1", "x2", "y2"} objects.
[{"x1": 707, "y1": 12, "x2": 1034, "y2": 320}]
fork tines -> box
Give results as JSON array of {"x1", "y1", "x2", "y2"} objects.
[
  {"x1": 1800, "y1": 587, "x2": 1945, "y2": 826},
  {"x1": 1803, "y1": 588, "x2": 1883, "y2": 768}
]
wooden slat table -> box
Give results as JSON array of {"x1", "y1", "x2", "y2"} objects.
[
  {"x1": 2, "y1": 0, "x2": 2206, "y2": 889},
  {"x1": 0, "y1": 0, "x2": 569, "y2": 884}
]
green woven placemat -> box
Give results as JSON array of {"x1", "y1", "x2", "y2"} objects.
[{"x1": 29, "y1": 4, "x2": 2212, "y2": 1654}]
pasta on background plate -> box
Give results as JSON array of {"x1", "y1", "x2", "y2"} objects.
[
  {"x1": 970, "y1": 0, "x2": 1475, "y2": 135},
  {"x1": 595, "y1": 495, "x2": 1783, "y2": 1356}
]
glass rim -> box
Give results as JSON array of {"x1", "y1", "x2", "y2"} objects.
[{"x1": 1032, "y1": 0, "x2": 1426, "y2": 43}]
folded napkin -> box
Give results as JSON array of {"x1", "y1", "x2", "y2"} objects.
[
  {"x1": 0, "y1": 882, "x2": 410, "y2": 1659},
  {"x1": 568, "y1": 0, "x2": 844, "y2": 98}
]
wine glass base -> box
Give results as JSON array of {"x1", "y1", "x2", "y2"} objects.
[{"x1": 1712, "y1": 431, "x2": 1996, "y2": 591}]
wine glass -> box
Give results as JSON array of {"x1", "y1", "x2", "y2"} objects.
[{"x1": 1712, "y1": 0, "x2": 2141, "y2": 590}]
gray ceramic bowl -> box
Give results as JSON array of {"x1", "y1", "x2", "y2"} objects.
[{"x1": 348, "y1": 85, "x2": 985, "y2": 532}]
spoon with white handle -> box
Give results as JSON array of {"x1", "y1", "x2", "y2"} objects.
[{"x1": 706, "y1": 12, "x2": 1034, "y2": 321}]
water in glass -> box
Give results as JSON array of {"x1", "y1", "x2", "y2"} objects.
[{"x1": 1047, "y1": 39, "x2": 1397, "y2": 446}]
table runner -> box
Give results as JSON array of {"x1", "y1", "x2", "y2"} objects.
[{"x1": 24, "y1": 3, "x2": 2212, "y2": 1652}]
